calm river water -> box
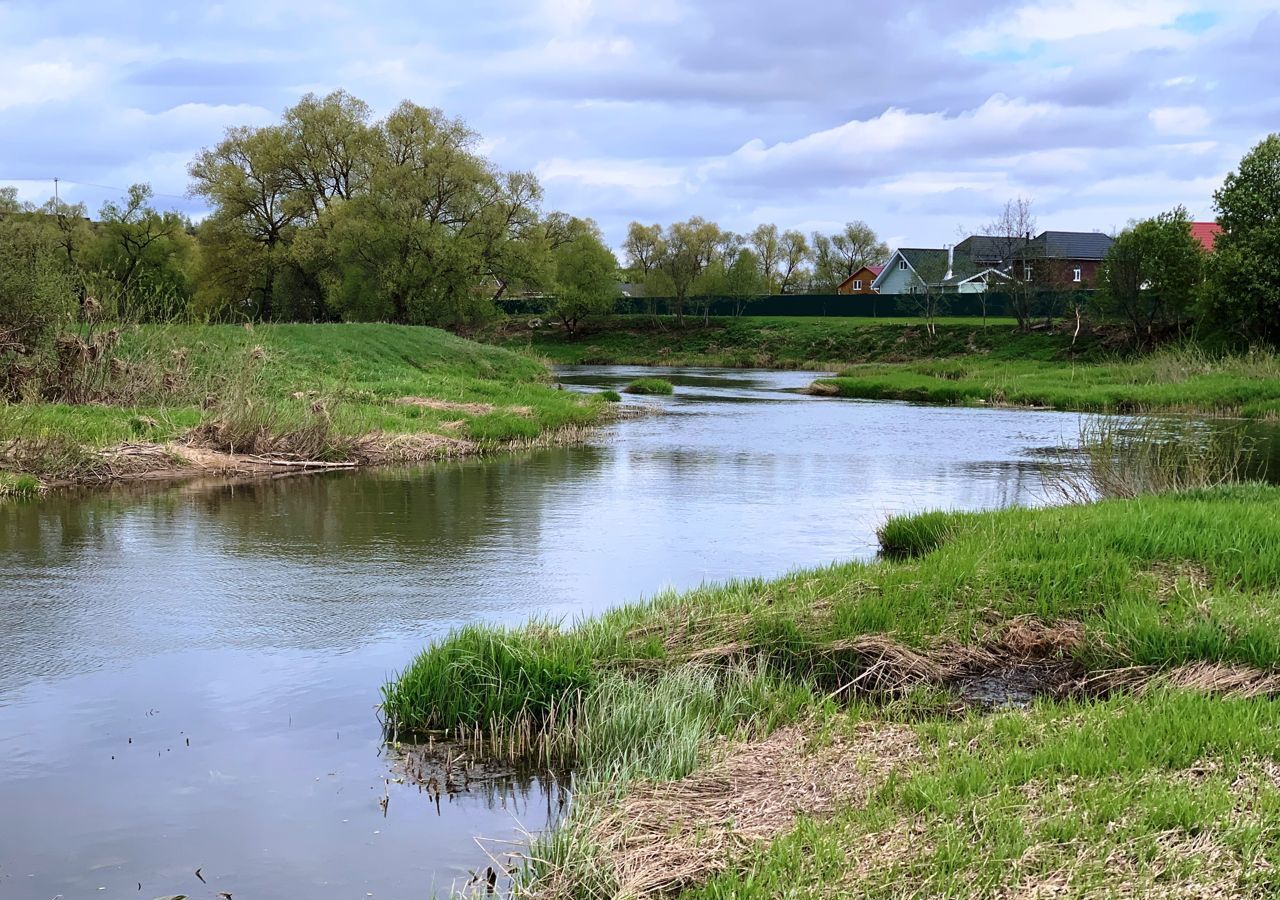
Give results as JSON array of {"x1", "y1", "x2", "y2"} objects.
[{"x1": 0, "y1": 367, "x2": 1132, "y2": 898}]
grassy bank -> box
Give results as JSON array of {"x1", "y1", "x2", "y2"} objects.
[
  {"x1": 0, "y1": 323, "x2": 606, "y2": 484},
  {"x1": 813, "y1": 345, "x2": 1280, "y2": 418},
  {"x1": 481, "y1": 315, "x2": 1099, "y2": 369},
  {"x1": 384, "y1": 484, "x2": 1280, "y2": 897}
]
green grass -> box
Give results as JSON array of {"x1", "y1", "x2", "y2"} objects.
[
  {"x1": 481, "y1": 315, "x2": 1093, "y2": 369},
  {"x1": 689, "y1": 691, "x2": 1280, "y2": 898},
  {"x1": 624, "y1": 377, "x2": 674, "y2": 395},
  {"x1": 384, "y1": 484, "x2": 1280, "y2": 897},
  {"x1": 816, "y1": 344, "x2": 1280, "y2": 417},
  {"x1": 0, "y1": 323, "x2": 606, "y2": 478},
  {"x1": 0, "y1": 471, "x2": 42, "y2": 498}
]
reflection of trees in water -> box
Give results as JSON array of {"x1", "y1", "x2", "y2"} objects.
[{"x1": 0, "y1": 445, "x2": 610, "y2": 565}]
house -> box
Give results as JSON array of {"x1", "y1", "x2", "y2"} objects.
[
  {"x1": 1190, "y1": 222, "x2": 1222, "y2": 253},
  {"x1": 836, "y1": 264, "x2": 884, "y2": 294},
  {"x1": 871, "y1": 247, "x2": 1009, "y2": 295},
  {"x1": 1019, "y1": 231, "x2": 1113, "y2": 288}
]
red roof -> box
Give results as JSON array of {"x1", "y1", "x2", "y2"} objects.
[
  {"x1": 1191, "y1": 222, "x2": 1222, "y2": 252},
  {"x1": 867, "y1": 264, "x2": 885, "y2": 276}
]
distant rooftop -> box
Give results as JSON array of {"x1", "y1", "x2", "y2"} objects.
[{"x1": 1190, "y1": 222, "x2": 1222, "y2": 252}]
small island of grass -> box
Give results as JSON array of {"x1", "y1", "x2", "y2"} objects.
[{"x1": 624, "y1": 377, "x2": 675, "y2": 395}]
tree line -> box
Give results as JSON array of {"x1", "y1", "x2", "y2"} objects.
[
  {"x1": 1, "y1": 91, "x2": 619, "y2": 344},
  {"x1": 620, "y1": 219, "x2": 890, "y2": 324}
]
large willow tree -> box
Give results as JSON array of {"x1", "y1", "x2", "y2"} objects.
[{"x1": 189, "y1": 91, "x2": 565, "y2": 325}]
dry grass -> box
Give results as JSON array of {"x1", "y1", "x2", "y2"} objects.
[
  {"x1": 533, "y1": 722, "x2": 920, "y2": 900},
  {"x1": 1072, "y1": 662, "x2": 1280, "y2": 701}
]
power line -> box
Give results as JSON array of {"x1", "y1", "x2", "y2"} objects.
[{"x1": 0, "y1": 177, "x2": 193, "y2": 203}]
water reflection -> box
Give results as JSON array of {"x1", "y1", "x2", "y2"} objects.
[{"x1": 0, "y1": 366, "x2": 1174, "y2": 899}]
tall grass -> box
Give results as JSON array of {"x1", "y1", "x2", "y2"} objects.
[{"x1": 1051, "y1": 417, "x2": 1262, "y2": 502}]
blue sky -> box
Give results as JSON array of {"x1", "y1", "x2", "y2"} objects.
[{"x1": 2, "y1": 0, "x2": 1277, "y2": 250}]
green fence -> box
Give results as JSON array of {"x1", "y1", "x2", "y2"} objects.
[{"x1": 498, "y1": 291, "x2": 1095, "y2": 319}]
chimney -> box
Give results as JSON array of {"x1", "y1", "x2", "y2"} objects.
[{"x1": 945, "y1": 244, "x2": 954, "y2": 281}]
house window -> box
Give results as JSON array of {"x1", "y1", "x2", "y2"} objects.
[
  {"x1": 853, "y1": 280, "x2": 862, "y2": 291},
  {"x1": 899, "y1": 260, "x2": 908, "y2": 270},
  {"x1": 1073, "y1": 267, "x2": 1082, "y2": 283},
  {"x1": 1023, "y1": 265, "x2": 1033, "y2": 280}
]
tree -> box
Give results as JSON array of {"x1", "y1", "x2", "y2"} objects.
[
  {"x1": 901, "y1": 252, "x2": 951, "y2": 340},
  {"x1": 548, "y1": 218, "x2": 618, "y2": 334},
  {"x1": 748, "y1": 224, "x2": 781, "y2": 292},
  {"x1": 981, "y1": 197, "x2": 1037, "y2": 329},
  {"x1": 807, "y1": 222, "x2": 889, "y2": 292},
  {"x1": 778, "y1": 229, "x2": 811, "y2": 293},
  {"x1": 0, "y1": 213, "x2": 78, "y2": 397},
  {"x1": 1095, "y1": 207, "x2": 1205, "y2": 344},
  {"x1": 90, "y1": 184, "x2": 192, "y2": 321},
  {"x1": 1203, "y1": 134, "x2": 1280, "y2": 344},
  {"x1": 189, "y1": 125, "x2": 300, "y2": 319},
  {"x1": 723, "y1": 248, "x2": 764, "y2": 316},
  {"x1": 655, "y1": 217, "x2": 727, "y2": 326},
  {"x1": 622, "y1": 222, "x2": 664, "y2": 283}
]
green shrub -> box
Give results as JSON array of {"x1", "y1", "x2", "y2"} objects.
[{"x1": 601, "y1": 389, "x2": 622, "y2": 402}]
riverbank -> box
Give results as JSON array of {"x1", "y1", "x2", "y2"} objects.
[
  {"x1": 480, "y1": 315, "x2": 1104, "y2": 368},
  {"x1": 0, "y1": 323, "x2": 608, "y2": 488},
  {"x1": 383, "y1": 483, "x2": 1280, "y2": 897},
  {"x1": 812, "y1": 345, "x2": 1280, "y2": 417}
]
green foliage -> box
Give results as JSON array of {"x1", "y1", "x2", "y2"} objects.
[
  {"x1": 1203, "y1": 134, "x2": 1280, "y2": 344},
  {"x1": 548, "y1": 217, "x2": 619, "y2": 334},
  {"x1": 1094, "y1": 206, "x2": 1206, "y2": 343},
  {"x1": 0, "y1": 213, "x2": 80, "y2": 398},
  {"x1": 624, "y1": 377, "x2": 674, "y2": 395},
  {"x1": 600, "y1": 389, "x2": 622, "y2": 402},
  {"x1": 187, "y1": 91, "x2": 556, "y2": 327}
]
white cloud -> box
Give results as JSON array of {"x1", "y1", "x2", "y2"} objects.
[{"x1": 1149, "y1": 105, "x2": 1211, "y2": 135}]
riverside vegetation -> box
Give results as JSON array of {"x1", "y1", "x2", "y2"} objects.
[
  {"x1": 0, "y1": 323, "x2": 606, "y2": 485},
  {"x1": 382, "y1": 428, "x2": 1280, "y2": 898}
]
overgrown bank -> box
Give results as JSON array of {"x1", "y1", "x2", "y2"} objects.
[
  {"x1": 384, "y1": 484, "x2": 1280, "y2": 898},
  {"x1": 480, "y1": 315, "x2": 1098, "y2": 369},
  {"x1": 813, "y1": 344, "x2": 1280, "y2": 418},
  {"x1": 0, "y1": 323, "x2": 607, "y2": 486}
]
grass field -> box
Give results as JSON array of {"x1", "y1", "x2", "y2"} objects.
[
  {"x1": 814, "y1": 345, "x2": 1280, "y2": 417},
  {"x1": 0, "y1": 323, "x2": 606, "y2": 482},
  {"x1": 383, "y1": 484, "x2": 1280, "y2": 897},
  {"x1": 481, "y1": 315, "x2": 1093, "y2": 369}
]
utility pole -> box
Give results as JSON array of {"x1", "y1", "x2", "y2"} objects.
[{"x1": 54, "y1": 177, "x2": 59, "y2": 207}]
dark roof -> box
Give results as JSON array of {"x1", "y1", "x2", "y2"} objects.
[
  {"x1": 1028, "y1": 231, "x2": 1113, "y2": 260},
  {"x1": 895, "y1": 248, "x2": 984, "y2": 285},
  {"x1": 954, "y1": 234, "x2": 1027, "y2": 264}
]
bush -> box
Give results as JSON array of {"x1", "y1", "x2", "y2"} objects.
[{"x1": 601, "y1": 389, "x2": 622, "y2": 402}]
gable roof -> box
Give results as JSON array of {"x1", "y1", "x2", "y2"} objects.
[
  {"x1": 874, "y1": 248, "x2": 985, "y2": 288},
  {"x1": 1190, "y1": 222, "x2": 1222, "y2": 252},
  {"x1": 1028, "y1": 231, "x2": 1113, "y2": 260},
  {"x1": 836, "y1": 265, "x2": 885, "y2": 291}
]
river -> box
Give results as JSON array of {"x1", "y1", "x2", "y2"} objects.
[{"x1": 0, "y1": 367, "x2": 1138, "y2": 898}]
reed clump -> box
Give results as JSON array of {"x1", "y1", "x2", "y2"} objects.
[{"x1": 1050, "y1": 417, "x2": 1262, "y2": 502}]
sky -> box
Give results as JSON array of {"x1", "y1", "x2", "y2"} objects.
[{"x1": 2, "y1": 0, "x2": 1278, "y2": 252}]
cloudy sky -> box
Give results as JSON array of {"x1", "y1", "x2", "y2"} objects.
[{"x1": 2, "y1": 0, "x2": 1277, "y2": 250}]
